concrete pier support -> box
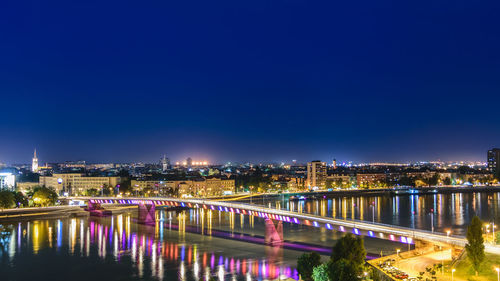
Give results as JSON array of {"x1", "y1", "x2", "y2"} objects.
[
  {"x1": 138, "y1": 204, "x2": 156, "y2": 225},
  {"x1": 265, "y1": 219, "x2": 283, "y2": 246}
]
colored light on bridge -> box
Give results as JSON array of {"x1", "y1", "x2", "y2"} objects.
[
  {"x1": 368, "y1": 231, "x2": 374, "y2": 237},
  {"x1": 339, "y1": 226, "x2": 345, "y2": 232},
  {"x1": 326, "y1": 224, "x2": 332, "y2": 229},
  {"x1": 390, "y1": 235, "x2": 395, "y2": 241},
  {"x1": 353, "y1": 228, "x2": 359, "y2": 235},
  {"x1": 313, "y1": 221, "x2": 319, "y2": 227},
  {"x1": 407, "y1": 237, "x2": 413, "y2": 244},
  {"x1": 293, "y1": 218, "x2": 299, "y2": 224},
  {"x1": 400, "y1": 237, "x2": 407, "y2": 243}
]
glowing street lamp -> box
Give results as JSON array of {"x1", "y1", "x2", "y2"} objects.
[
  {"x1": 495, "y1": 267, "x2": 500, "y2": 281},
  {"x1": 451, "y1": 268, "x2": 455, "y2": 281},
  {"x1": 447, "y1": 230, "x2": 451, "y2": 238}
]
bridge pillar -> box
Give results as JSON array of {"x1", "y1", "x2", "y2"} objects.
[
  {"x1": 86, "y1": 201, "x2": 101, "y2": 211},
  {"x1": 138, "y1": 204, "x2": 156, "y2": 225},
  {"x1": 265, "y1": 219, "x2": 283, "y2": 247}
]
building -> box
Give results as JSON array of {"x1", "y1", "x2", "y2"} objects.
[
  {"x1": 39, "y1": 173, "x2": 121, "y2": 195},
  {"x1": 16, "y1": 182, "x2": 39, "y2": 193},
  {"x1": 32, "y1": 149, "x2": 38, "y2": 172},
  {"x1": 356, "y1": 173, "x2": 387, "y2": 188},
  {"x1": 161, "y1": 155, "x2": 170, "y2": 172},
  {"x1": 306, "y1": 161, "x2": 327, "y2": 189},
  {"x1": 0, "y1": 172, "x2": 15, "y2": 191},
  {"x1": 131, "y1": 178, "x2": 235, "y2": 197},
  {"x1": 488, "y1": 148, "x2": 500, "y2": 175}
]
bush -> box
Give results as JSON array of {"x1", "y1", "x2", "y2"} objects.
[
  {"x1": 297, "y1": 252, "x2": 322, "y2": 281},
  {"x1": 0, "y1": 190, "x2": 15, "y2": 210}
]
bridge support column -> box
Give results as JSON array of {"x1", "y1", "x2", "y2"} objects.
[
  {"x1": 138, "y1": 204, "x2": 156, "y2": 225},
  {"x1": 265, "y1": 219, "x2": 283, "y2": 247},
  {"x1": 86, "y1": 201, "x2": 101, "y2": 211}
]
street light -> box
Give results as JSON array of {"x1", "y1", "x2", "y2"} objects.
[
  {"x1": 371, "y1": 201, "x2": 375, "y2": 223},
  {"x1": 447, "y1": 230, "x2": 451, "y2": 238},
  {"x1": 396, "y1": 249, "x2": 400, "y2": 267},
  {"x1": 451, "y1": 268, "x2": 455, "y2": 281},
  {"x1": 495, "y1": 267, "x2": 500, "y2": 281},
  {"x1": 430, "y1": 208, "x2": 434, "y2": 233}
]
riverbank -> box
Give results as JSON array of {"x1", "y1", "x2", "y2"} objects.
[{"x1": 0, "y1": 205, "x2": 136, "y2": 222}]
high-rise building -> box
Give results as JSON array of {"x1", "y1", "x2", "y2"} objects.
[
  {"x1": 488, "y1": 148, "x2": 500, "y2": 175},
  {"x1": 186, "y1": 157, "x2": 193, "y2": 168},
  {"x1": 0, "y1": 172, "x2": 15, "y2": 191},
  {"x1": 332, "y1": 159, "x2": 337, "y2": 169},
  {"x1": 306, "y1": 160, "x2": 327, "y2": 189},
  {"x1": 31, "y1": 149, "x2": 39, "y2": 172},
  {"x1": 161, "y1": 155, "x2": 170, "y2": 172}
]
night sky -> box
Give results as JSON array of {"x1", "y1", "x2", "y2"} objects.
[{"x1": 1, "y1": 0, "x2": 499, "y2": 164}]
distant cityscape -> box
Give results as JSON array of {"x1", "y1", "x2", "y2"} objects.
[{"x1": 0, "y1": 148, "x2": 499, "y2": 198}]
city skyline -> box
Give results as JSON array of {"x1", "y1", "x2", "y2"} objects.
[{"x1": 0, "y1": 147, "x2": 493, "y2": 166}]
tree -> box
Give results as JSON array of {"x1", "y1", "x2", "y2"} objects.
[
  {"x1": 331, "y1": 233, "x2": 366, "y2": 271},
  {"x1": 33, "y1": 187, "x2": 58, "y2": 207},
  {"x1": 465, "y1": 215, "x2": 485, "y2": 276},
  {"x1": 297, "y1": 252, "x2": 322, "y2": 281},
  {"x1": 312, "y1": 263, "x2": 329, "y2": 281},
  {"x1": 13, "y1": 191, "x2": 28, "y2": 207},
  {"x1": 443, "y1": 177, "x2": 452, "y2": 186},
  {"x1": 0, "y1": 190, "x2": 15, "y2": 211},
  {"x1": 327, "y1": 258, "x2": 359, "y2": 281}
]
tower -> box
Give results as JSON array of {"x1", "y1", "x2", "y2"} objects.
[
  {"x1": 32, "y1": 149, "x2": 39, "y2": 172},
  {"x1": 161, "y1": 155, "x2": 170, "y2": 172}
]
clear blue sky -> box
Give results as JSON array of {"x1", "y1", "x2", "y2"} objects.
[{"x1": 1, "y1": 0, "x2": 499, "y2": 164}]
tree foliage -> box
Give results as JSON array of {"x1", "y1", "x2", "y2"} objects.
[
  {"x1": 327, "y1": 258, "x2": 359, "y2": 281},
  {"x1": 312, "y1": 263, "x2": 329, "y2": 281},
  {"x1": 33, "y1": 187, "x2": 58, "y2": 207},
  {"x1": 331, "y1": 233, "x2": 366, "y2": 271},
  {"x1": 465, "y1": 215, "x2": 485, "y2": 275},
  {"x1": 297, "y1": 252, "x2": 322, "y2": 281},
  {"x1": 13, "y1": 192, "x2": 28, "y2": 207},
  {"x1": 0, "y1": 190, "x2": 15, "y2": 210}
]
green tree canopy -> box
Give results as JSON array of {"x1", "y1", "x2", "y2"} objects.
[
  {"x1": 297, "y1": 252, "x2": 322, "y2": 281},
  {"x1": 331, "y1": 233, "x2": 366, "y2": 271},
  {"x1": 312, "y1": 263, "x2": 329, "y2": 281},
  {"x1": 33, "y1": 187, "x2": 58, "y2": 207},
  {"x1": 0, "y1": 190, "x2": 15, "y2": 210},
  {"x1": 465, "y1": 215, "x2": 485, "y2": 276},
  {"x1": 327, "y1": 258, "x2": 359, "y2": 281},
  {"x1": 13, "y1": 192, "x2": 28, "y2": 207}
]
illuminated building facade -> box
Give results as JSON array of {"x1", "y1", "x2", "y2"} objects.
[
  {"x1": 306, "y1": 161, "x2": 326, "y2": 189},
  {"x1": 0, "y1": 172, "x2": 15, "y2": 191},
  {"x1": 132, "y1": 178, "x2": 235, "y2": 197},
  {"x1": 39, "y1": 173, "x2": 121, "y2": 195},
  {"x1": 488, "y1": 148, "x2": 500, "y2": 175},
  {"x1": 31, "y1": 149, "x2": 38, "y2": 172}
]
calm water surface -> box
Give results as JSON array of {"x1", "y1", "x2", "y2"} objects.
[
  {"x1": 2, "y1": 190, "x2": 499, "y2": 281},
  {"x1": 0, "y1": 210, "x2": 301, "y2": 281},
  {"x1": 263, "y1": 190, "x2": 500, "y2": 236}
]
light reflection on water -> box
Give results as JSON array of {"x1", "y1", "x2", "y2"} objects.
[
  {"x1": 0, "y1": 212, "x2": 298, "y2": 281},
  {"x1": 265, "y1": 191, "x2": 500, "y2": 236}
]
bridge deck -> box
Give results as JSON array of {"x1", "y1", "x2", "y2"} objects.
[{"x1": 71, "y1": 196, "x2": 500, "y2": 254}]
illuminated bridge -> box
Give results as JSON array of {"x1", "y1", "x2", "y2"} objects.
[{"x1": 71, "y1": 196, "x2": 500, "y2": 254}]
